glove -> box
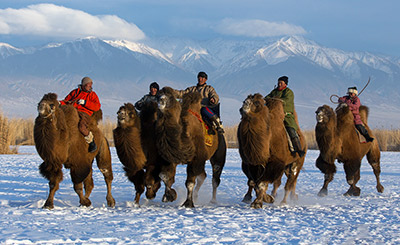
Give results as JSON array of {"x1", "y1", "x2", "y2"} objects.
[{"x1": 77, "y1": 99, "x2": 85, "y2": 105}]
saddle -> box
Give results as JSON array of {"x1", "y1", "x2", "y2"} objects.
[
  {"x1": 188, "y1": 109, "x2": 213, "y2": 147},
  {"x1": 354, "y1": 127, "x2": 367, "y2": 143}
]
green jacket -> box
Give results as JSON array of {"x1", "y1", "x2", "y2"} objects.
[{"x1": 264, "y1": 87, "x2": 298, "y2": 130}]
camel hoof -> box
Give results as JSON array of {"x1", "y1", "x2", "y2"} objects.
[
  {"x1": 318, "y1": 188, "x2": 328, "y2": 197},
  {"x1": 42, "y1": 202, "x2": 54, "y2": 210},
  {"x1": 242, "y1": 195, "x2": 252, "y2": 204},
  {"x1": 377, "y1": 184, "x2": 384, "y2": 193},
  {"x1": 162, "y1": 189, "x2": 177, "y2": 203},
  {"x1": 182, "y1": 199, "x2": 194, "y2": 208},
  {"x1": 210, "y1": 198, "x2": 217, "y2": 204},
  {"x1": 145, "y1": 190, "x2": 156, "y2": 200},
  {"x1": 344, "y1": 187, "x2": 360, "y2": 196},
  {"x1": 290, "y1": 193, "x2": 299, "y2": 201},
  {"x1": 264, "y1": 194, "x2": 275, "y2": 203},
  {"x1": 107, "y1": 196, "x2": 116, "y2": 207},
  {"x1": 250, "y1": 201, "x2": 263, "y2": 209},
  {"x1": 80, "y1": 198, "x2": 92, "y2": 207}
]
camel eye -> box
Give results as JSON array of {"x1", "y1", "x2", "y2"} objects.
[{"x1": 50, "y1": 104, "x2": 55, "y2": 110}]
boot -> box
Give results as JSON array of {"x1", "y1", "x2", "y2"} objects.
[
  {"x1": 84, "y1": 131, "x2": 97, "y2": 153},
  {"x1": 286, "y1": 127, "x2": 305, "y2": 157},
  {"x1": 356, "y1": 124, "x2": 374, "y2": 142},
  {"x1": 210, "y1": 115, "x2": 224, "y2": 134}
]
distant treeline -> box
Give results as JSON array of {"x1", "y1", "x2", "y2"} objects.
[{"x1": 0, "y1": 112, "x2": 399, "y2": 154}]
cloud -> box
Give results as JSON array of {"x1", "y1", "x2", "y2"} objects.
[
  {"x1": 214, "y1": 18, "x2": 306, "y2": 37},
  {"x1": 0, "y1": 4, "x2": 146, "y2": 41}
]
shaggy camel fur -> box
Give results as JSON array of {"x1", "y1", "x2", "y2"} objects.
[
  {"x1": 34, "y1": 93, "x2": 115, "y2": 209},
  {"x1": 113, "y1": 103, "x2": 147, "y2": 204},
  {"x1": 156, "y1": 87, "x2": 226, "y2": 208},
  {"x1": 315, "y1": 104, "x2": 384, "y2": 196},
  {"x1": 238, "y1": 94, "x2": 307, "y2": 208}
]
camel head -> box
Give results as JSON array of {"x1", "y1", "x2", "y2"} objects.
[
  {"x1": 240, "y1": 93, "x2": 266, "y2": 117},
  {"x1": 157, "y1": 86, "x2": 179, "y2": 113},
  {"x1": 117, "y1": 103, "x2": 137, "y2": 128},
  {"x1": 315, "y1": 105, "x2": 335, "y2": 124},
  {"x1": 37, "y1": 93, "x2": 59, "y2": 119}
]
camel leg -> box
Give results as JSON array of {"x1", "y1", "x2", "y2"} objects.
[
  {"x1": 242, "y1": 180, "x2": 254, "y2": 203},
  {"x1": 343, "y1": 161, "x2": 361, "y2": 196},
  {"x1": 182, "y1": 162, "x2": 204, "y2": 208},
  {"x1": 126, "y1": 169, "x2": 145, "y2": 204},
  {"x1": 366, "y1": 144, "x2": 384, "y2": 193},
  {"x1": 71, "y1": 167, "x2": 92, "y2": 207},
  {"x1": 83, "y1": 169, "x2": 94, "y2": 198},
  {"x1": 160, "y1": 163, "x2": 177, "y2": 203},
  {"x1": 210, "y1": 134, "x2": 227, "y2": 204},
  {"x1": 39, "y1": 162, "x2": 63, "y2": 209},
  {"x1": 251, "y1": 181, "x2": 268, "y2": 209},
  {"x1": 281, "y1": 163, "x2": 301, "y2": 204},
  {"x1": 315, "y1": 155, "x2": 336, "y2": 197},
  {"x1": 271, "y1": 172, "x2": 283, "y2": 198},
  {"x1": 95, "y1": 138, "x2": 115, "y2": 207},
  {"x1": 193, "y1": 171, "x2": 206, "y2": 202},
  {"x1": 144, "y1": 162, "x2": 161, "y2": 200}
]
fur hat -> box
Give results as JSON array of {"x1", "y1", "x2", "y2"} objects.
[
  {"x1": 347, "y1": 86, "x2": 358, "y2": 95},
  {"x1": 278, "y1": 76, "x2": 289, "y2": 85},
  {"x1": 81, "y1": 77, "x2": 93, "y2": 86},
  {"x1": 150, "y1": 82, "x2": 159, "y2": 91},
  {"x1": 197, "y1": 71, "x2": 208, "y2": 79}
]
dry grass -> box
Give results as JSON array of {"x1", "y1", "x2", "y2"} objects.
[{"x1": 1, "y1": 111, "x2": 399, "y2": 153}]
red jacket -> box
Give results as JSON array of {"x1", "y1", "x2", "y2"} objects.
[
  {"x1": 338, "y1": 95, "x2": 362, "y2": 125},
  {"x1": 60, "y1": 87, "x2": 101, "y2": 116}
]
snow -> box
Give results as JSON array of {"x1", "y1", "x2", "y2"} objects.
[{"x1": 0, "y1": 146, "x2": 399, "y2": 244}]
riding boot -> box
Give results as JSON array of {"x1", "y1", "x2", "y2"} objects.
[
  {"x1": 210, "y1": 115, "x2": 224, "y2": 134},
  {"x1": 286, "y1": 127, "x2": 305, "y2": 157},
  {"x1": 356, "y1": 124, "x2": 374, "y2": 142},
  {"x1": 84, "y1": 131, "x2": 97, "y2": 153}
]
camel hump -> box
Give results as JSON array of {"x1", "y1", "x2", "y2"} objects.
[
  {"x1": 359, "y1": 105, "x2": 369, "y2": 124},
  {"x1": 91, "y1": 109, "x2": 103, "y2": 123},
  {"x1": 182, "y1": 92, "x2": 202, "y2": 111}
]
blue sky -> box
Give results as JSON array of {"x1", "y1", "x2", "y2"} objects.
[{"x1": 0, "y1": 0, "x2": 399, "y2": 57}]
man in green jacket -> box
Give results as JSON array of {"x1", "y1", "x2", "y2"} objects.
[{"x1": 265, "y1": 76, "x2": 305, "y2": 157}]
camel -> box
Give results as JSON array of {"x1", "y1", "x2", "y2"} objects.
[
  {"x1": 315, "y1": 104, "x2": 384, "y2": 196},
  {"x1": 34, "y1": 93, "x2": 115, "y2": 209},
  {"x1": 237, "y1": 93, "x2": 307, "y2": 208},
  {"x1": 113, "y1": 103, "x2": 147, "y2": 204},
  {"x1": 156, "y1": 87, "x2": 227, "y2": 208},
  {"x1": 179, "y1": 91, "x2": 227, "y2": 208}
]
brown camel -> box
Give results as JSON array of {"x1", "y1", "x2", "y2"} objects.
[
  {"x1": 237, "y1": 93, "x2": 307, "y2": 208},
  {"x1": 179, "y1": 91, "x2": 227, "y2": 208},
  {"x1": 155, "y1": 87, "x2": 227, "y2": 208},
  {"x1": 34, "y1": 93, "x2": 115, "y2": 209},
  {"x1": 113, "y1": 103, "x2": 147, "y2": 204},
  {"x1": 315, "y1": 104, "x2": 384, "y2": 196}
]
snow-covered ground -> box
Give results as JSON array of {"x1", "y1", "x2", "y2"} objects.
[{"x1": 0, "y1": 146, "x2": 399, "y2": 244}]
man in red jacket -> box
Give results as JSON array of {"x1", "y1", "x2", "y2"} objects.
[
  {"x1": 60, "y1": 77, "x2": 101, "y2": 152},
  {"x1": 338, "y1": 86, "x2": 374, "y2": 142}
]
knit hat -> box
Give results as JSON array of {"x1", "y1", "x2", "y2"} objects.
[
  {"x1": 347, "y1": 86, "x2": 358, "y2": 95},
  {"x1": 150, "y1": 82, "x2": 159, "y2": 91},
  {"x1": 81, "y1": 77, "x2": 93, "y2": 86},
  {"x1": 197, "y1": 71, "x2": 208, "y2": 79},
  {"x1": 278, "y1": 76, "x2": 289, "y2": 85}
]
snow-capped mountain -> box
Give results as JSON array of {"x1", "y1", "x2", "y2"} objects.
[{"x1": 0, "y1": 36, "x2": 399, "y2": 128}]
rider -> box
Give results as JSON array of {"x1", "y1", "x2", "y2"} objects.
[
  {"x1": 264, "y1": 76, "x2": 305, "y2": 157},
  {"x1": 338, "y1": 86, "x2": 374, "y2": 142},
  {"x1": 135, "y1": 82, "x2": 160, "y2": 111},
  {"x1": 60, "y1": 76, "x2": 100, "y2": 153},
  {"x1": 175, "y1": 71, "x2": 224, "y2": 134}
]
